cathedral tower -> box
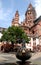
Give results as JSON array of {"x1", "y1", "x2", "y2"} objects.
[
  {"x1": 12, "y1": 11, "x2": 19, "y2": 26},
  {"x1": 25, "y1": 3, "x2": 36, "y2": 27}
]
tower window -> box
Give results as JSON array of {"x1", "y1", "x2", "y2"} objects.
[
  {"x1": 28, "y1": 11, "x2": 31, "y2": 14},
  {"x1": 32, "y1": 30, "x2": 34, "y2": 34}
]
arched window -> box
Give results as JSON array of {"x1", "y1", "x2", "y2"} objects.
[{"x1": 28, "y1": 11, "x2": 31, "y2": 14}]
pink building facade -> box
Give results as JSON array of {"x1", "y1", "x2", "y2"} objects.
[{"x1": 11, "y1": 3, "x2": 41, "y2": 51}]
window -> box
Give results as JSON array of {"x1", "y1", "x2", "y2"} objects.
[
  {"x1": 28, "y1": 11, "x2": 31, "y2": 14},
  {"x1": 32, "y1": 30, "x2": 34, "y2": 34}
]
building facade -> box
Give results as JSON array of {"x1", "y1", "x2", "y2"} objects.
[{"x1": 12, "y1": 3, "x2": 41, "y2": 51}]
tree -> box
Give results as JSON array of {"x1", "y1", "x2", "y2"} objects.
[{"x1": 1, "y1": 26, "x2": 30, "y2": 44}]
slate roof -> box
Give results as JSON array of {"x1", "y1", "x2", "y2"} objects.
[
  {"x1": 34, "y1": 16, "x2": 41, "y2": 24},
  {"x1": 30, "y1": 16, "x2": 41, "y2": 29}
]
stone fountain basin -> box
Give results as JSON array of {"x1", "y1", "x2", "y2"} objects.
[{"x1": 16, "y1": 48, "x2": 31, "y2": 61}]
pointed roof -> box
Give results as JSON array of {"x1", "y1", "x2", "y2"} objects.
[
  {"x1": 15, "y1": 10, "x2": 19, "y2": 16},
  {"x1": 25, "y1": 3, "x2": 35, "y2": 15},
  {"x1": 28, "y1": 3, "x2": 33, "y2": 9}
]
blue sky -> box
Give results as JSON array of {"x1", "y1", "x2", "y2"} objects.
[{"x1": 0, "y1": 0, "x2": 41, "y2": 28}]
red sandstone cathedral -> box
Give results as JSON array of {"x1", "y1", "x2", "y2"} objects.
[{"x1": 11, "y1": 3, "x2": 41, "y2": 51}]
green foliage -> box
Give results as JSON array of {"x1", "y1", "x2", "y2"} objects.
[
  {"x1": 1, "y1": 26, "x2": 30, "y2": 44},
  {"x1": 1, "y1": 31, "x2": 9, "y2": 41},
  {"x1": 22, "y1": 33, "x2": 30, "y2": 43}
]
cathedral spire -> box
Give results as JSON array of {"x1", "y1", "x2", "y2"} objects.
[
  {"x1": 15, "y1": 10, "x2": 19, "y2": 17},
  {"x1": 12, "y1": 10, "x2": 19, "y2": 26},
  {"x1": 25, "y1": 3, "x2": 36, "y2": 27},
  {"x1": 28, "y1": 3, "x2": 33, "y2": 9},
  {"x1": 25, "y1": 3, "x2": 34, "y2": 15}
]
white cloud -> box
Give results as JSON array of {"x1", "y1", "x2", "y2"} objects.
[
  {"x1": 0, "y1": 0, "x2": 13, "y2": 21},
  {"x1": 34, "y1": 0, "x2": 41, "y2": 18}
]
